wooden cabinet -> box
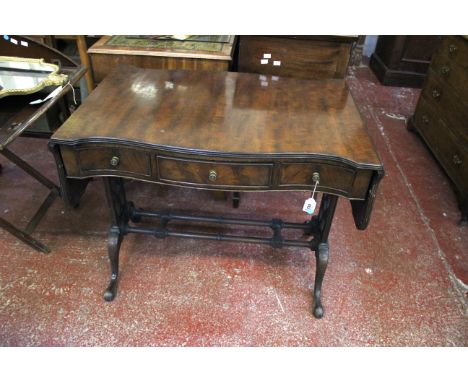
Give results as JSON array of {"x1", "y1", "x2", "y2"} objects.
[
  {"x1": 88, "y1": 35, "x2": 236, "y2": 83},
  {"x1": 236, "y1": 35, "x2": 357, "y2": 80},
  {"x1": 408, "y1": 36, "x2": 468, "y2": 222},
  {"x1": 370, "y1": 35, "x2": 440, "y2": 87}
]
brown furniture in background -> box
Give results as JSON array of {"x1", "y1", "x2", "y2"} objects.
[
  {"x1": 236, "y1": 35, "x2": 357, "y2": 79},
  {"x1": 49, "y1": 66, "x2": 384, "y2": 318},
  {"x1": 52, "y1": 36, "x2": 95, "y2": 93},
  {"x1": 408, "y1": 36, "x2": 468, "y2": 222},
  {"x1": 370, "y1": 35, "x2": 440, "y2": 87},
  {"x1": 88, "y1": 35, "x2": 236, "y2": 83}
]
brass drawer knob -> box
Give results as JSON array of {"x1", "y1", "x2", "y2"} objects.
[
  {"x1": 452, "y1": 154, "x2": 462, "y2": 166},
  {"x1": 312, "y1": 172, "x2": 320, "y2": 183},
  {"x1": 110, "y1": 156, "x2": 120, "y2": 167},
  {"x1": 440, "y1": 66, "x2": 450, "y2": 76},
  {"x1": 448, "y1": 44, "x2": 458, "y2": 54},
  {"x1": 432, "y1": 89, "x2": 441, "y2": 99},
  {"x1": 422, "y1": 115, "x2": 429, "y2": 124},
  {"x1": 208, "y1": 169, "x2": 217, "y2": 182}
]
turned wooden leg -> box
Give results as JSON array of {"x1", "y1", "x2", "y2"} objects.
[
  {"x1": 312, "y1": 242, "x2": 329, "y2": 318},
  {"x1": 103, "y1": 226, "x2": 123, "y2": 301}
]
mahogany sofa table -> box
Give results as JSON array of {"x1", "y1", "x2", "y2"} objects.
[{"x1": 49, "y1": 66, "x2": 384, "y2": 318}]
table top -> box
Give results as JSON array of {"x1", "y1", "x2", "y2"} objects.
[{"x1": 51, "y1": 66, "x2": 382, "y2": 169}]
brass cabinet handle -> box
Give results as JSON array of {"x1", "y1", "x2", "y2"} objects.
[
  {"x1": 110, "y1": 156, "x2": 120, "y2": 167},
  {"x1": 422, "y1": 115, "x2": 429, "y2": 124},
  {"x1": 452, "y1": 154, "x2": 462, "y2": 166},
  {"x1": 440, "y1": 66, "x2": 450, "y2": 76},
  {"x1": 432, "y1": 89, "x2": 441, "y2": 99},
  {"x1": 208, "y1": 169, "x2": 217, "y2": 182},
  {"x1": 448, "y1": 44, "x2": 458, "y2": 54}
]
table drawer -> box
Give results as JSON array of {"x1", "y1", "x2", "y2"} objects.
[
  {"x1": 158, "y1": 156, "x2": 273, "y2": 188},
  {"x1": 278, "y1": 162, "x2": 372, "y2": 198},
  {"x1": 62, "y1": 146, "x2": 152, "y2": 178}
]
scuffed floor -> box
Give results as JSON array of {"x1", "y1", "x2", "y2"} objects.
[{"x1": 0, "y1": 66, "x2": 466, "y2": 346}]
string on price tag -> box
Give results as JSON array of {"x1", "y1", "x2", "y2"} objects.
[{"x1": 302, "y1": 177, "x2": 319, "y2": 215}]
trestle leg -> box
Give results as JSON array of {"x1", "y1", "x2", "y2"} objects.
[
  {"x1": 313, "y1": 243, "x2": 329, "y2": 318},
  {"x1": 102, "y1": 178, "x2": 130, "y2": 302},
  {"x1": 311, "y1": 193, "x2": 338, "y2": 318},
  {"x1": 100, "y1": 177, "x2": 340, "y2": 318},
  {"x1": 103, "y1": 227, "x2": 122, "y2": 301}
]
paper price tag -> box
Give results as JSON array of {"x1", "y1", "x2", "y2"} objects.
[
  {"x1": 302, "y1": 197, "x2": 316, "y2": 215},
  {"x1": 29, "y1": 86, "x2": 63, "y2": 105}
]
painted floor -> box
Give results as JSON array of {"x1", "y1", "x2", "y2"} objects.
[{"x1": 0, "y1": 66, "x2": 466, "y2": 346}]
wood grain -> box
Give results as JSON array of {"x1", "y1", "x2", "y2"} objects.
[
  {"x1": 89, "y1": 36, "x2": 234, "y2": 82},
  {"x1": 408, "y1": 36, "x2": 468, "y2": 221},
  {"x1": 237, "y1": 36, "x2": 355, "y2": 80},
  {"x1": 50, "y1": 66, "x2": 385, "y2": 228},
  {"x1": 52, "y1": 66, "x2": 382, "y2": 168},
  {"x1": 158, "y1": 156, "x2": 272, "y2": 188}
]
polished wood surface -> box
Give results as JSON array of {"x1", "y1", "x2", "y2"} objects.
[
  {"x1": 89, "y1": 36, "x2": 234, "y2": 82},
  {"x1": 90, "y1": 54, "x2": 230, "y2": 83},
  {"x1": 52, "y1": 65, "x2": 381, "y2": 167},
  {"x1": 408, "y1": 36, "x2": 468, "y2": 221},
  {"x1": 49, "y1": 65, "x2": 384, "y2": 312},
  {"x1": 158, "y1": 156, "x2": 273, "y2": 188},
  {"x1": 50, "y1": 66, "x2": 384, "y2": 229},
  {"x1": 237, "y1": 36, "x2": 356, "y2": 80}
]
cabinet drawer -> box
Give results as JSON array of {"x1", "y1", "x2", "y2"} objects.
[
  {"x1": 278, "y1": 162, "x2": 372, "y2": 198},
  {"x1": 158, "y1": 156, "x2": 272, "y2": 188},
  {"x1": 431, "y1": 48, "x2": 468, "y2": 105},
  {"x1": 414, "y1": 98, "x2": 468, "y2": 191},
  {"x1": 422, "y1": 70, "x2": 468, "y2": 141},
  {"x1": 436, "y1": 35, "x2": 468, "y2": 69},
  {"x1": 238, "y1": 36, "x2": 352, "y2": 80},
  {"x1": 61, "y1": 146, "x2": 152, "y2": 178}
]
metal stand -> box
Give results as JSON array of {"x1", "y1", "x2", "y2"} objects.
[
  {"x1": 103, "y1": 177, "x2": 338, "y2": 318},
  {"x1": 0, "y1": 147, "x2": 60, "y2": 253}
]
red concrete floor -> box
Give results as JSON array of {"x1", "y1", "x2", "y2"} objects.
[{"x1": 0, "y1": 66, "x2": 466, "y2": 346}]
